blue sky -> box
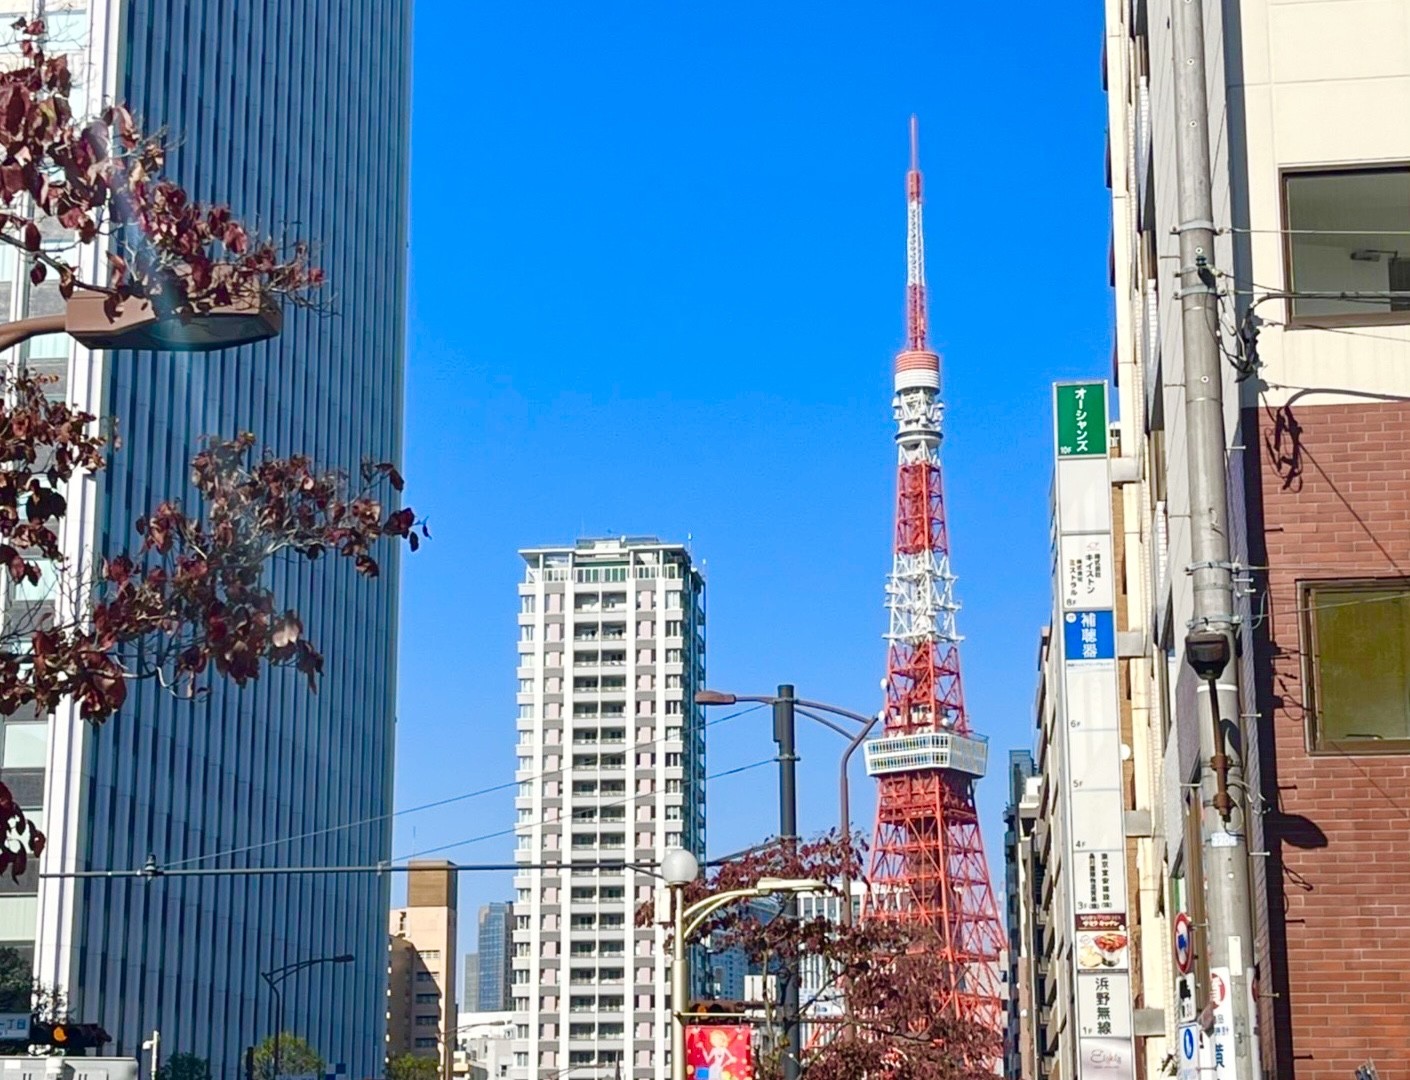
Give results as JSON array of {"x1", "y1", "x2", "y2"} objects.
[{"x1": 394, "y1": 1, "x2": 1114, "y2": 957}]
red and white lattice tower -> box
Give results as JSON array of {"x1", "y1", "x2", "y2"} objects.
[{"x1": 862, "y1": 117, "x2": 1006, "y2": 1035}]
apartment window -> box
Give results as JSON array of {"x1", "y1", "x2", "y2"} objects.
[
  {"x1": 415, "y1": 1038, "x2": 438, "y2": 1049},
  {"x1": 1284, "y1": 166, "x2": 1410, "y2": 325},
  {"x1": 415, "y1": 1015, "x2": 438, "y2": 1027},
  {"x1": 1302, "y1": 579, "x2": 1410, "y2": 751},
  {"x1": 415, "y1": 972, "x2": 435, "y2": 983}
]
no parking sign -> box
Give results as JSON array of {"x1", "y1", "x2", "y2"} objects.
[{"x1": 1174, "y1": 911, "x2": 1193, "y2": 975}]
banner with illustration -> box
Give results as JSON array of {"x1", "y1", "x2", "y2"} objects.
[{"x1": 685, "y1": 1024, "x2": 754, "y2": 1080}]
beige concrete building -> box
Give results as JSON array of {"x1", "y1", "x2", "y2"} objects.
[{"x1": 388, "y1": 861, "x2": 460, "y2": 1079}]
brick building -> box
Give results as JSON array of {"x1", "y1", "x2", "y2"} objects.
[
  {"x1": 1098, "y1": 0, "x2": 1410, "y2": 1076},
  {"x1": 1249, "y1": 401, "x2": 1410, "y2": 1069}
]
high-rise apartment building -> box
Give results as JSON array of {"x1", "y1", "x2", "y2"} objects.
[
  {"x1": 388, "y1": 862, "x2": 460, "y2": 1080},
  {"x1": 475, "y1": 902, "x2": 514, "y2": 1014},
  {"x1": 511, "y1": 538, "x2": 706, "y2": 1080},
  {"x1": 10, "y1": 3, "x2": 410, "y2": 1076}
]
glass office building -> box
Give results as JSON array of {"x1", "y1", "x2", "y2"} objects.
[{"x1": 25, "y1": 3, "x2": 411, "y2": 1077}]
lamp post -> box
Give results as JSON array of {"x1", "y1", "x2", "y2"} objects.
[
  {"x1": 661, "y1": 847, "x2": 827, "y2": 1080},
  {"x1": 694, "y1": 689, "x2": 880, "y2": 925},
  {"x1": 259, "y1": 953, "x2": 354, "y2": 1080},
  {"x1": 696, "y1": 688, "x2": 880, "y2": 1062}
]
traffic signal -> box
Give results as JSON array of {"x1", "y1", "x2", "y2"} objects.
[
  {"x1": 689, "y1": 1000, "x2": 750, "y2": 1017},
  {"x1": 29, "y1": 1021, "x2": 111, "y2": 1051}
]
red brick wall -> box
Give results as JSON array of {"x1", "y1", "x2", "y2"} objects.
[{"x1": 1251, "y1": 399, "x2": 1410, "y2": 1078}]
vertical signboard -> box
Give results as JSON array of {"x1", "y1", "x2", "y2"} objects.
[
  {"x1": 685, "y1": 1024, "x2": 755, "y2": 1080},
  {"x1": 1053, "y1": 382, "x2": 1135, "y2": 1080}
]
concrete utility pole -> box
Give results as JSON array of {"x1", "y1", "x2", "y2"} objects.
[
  {"x1": 1170, "y1": 0, "x2": 1259, "y2": 1077},
  {"x1": 773, "y1": 685, "x2": 801, "y2": 1080}
]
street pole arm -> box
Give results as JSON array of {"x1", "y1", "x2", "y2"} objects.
[
  {"x1": 794, "y1": 699, "x2": 874, "y2": 727},
  {"x1": 0, "y1": 314, "x2": 65, "y2": 353},
  {"x1": 838, "y1": 711, "x2": 879, "y2": 927},
  {"x1": 794, "y1": 706, "x2": 855, "y2": 740},
  {"x1": 682, "y1": 887, "x2": 771, "y2": 941}
]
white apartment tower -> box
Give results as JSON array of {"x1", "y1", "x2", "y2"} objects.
[{"x1": 511, "y1": 539, "x2": 707, "y2": 1080}]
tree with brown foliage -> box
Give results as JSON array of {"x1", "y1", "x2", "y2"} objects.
[
  {"x1": 0, "y1": 17, "x2": 417, "y2": 882},
  {"x1": 640, "y1": 834, "x2": 999, "y2": 1080}
]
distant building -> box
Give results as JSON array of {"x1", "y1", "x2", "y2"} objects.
[
  {"x1": 463, "y1": 953, "x2": 481, "y2": 1013},
  {"x1": 453, "y1": 1011, "x2": 515, "y2": 1080},
  {"x1": 1004, "y1": 749, "x2": 1041, "y2": 1079},
  {"x1": 388, "y1": 861, "x2": 460, "y2": 1079},
  {"x1": 475, "y1": 903, "x2": 514, "y2": 1012},
  {"x1": 797, "y1": 882, "x2": 867, "y2": 1044}
]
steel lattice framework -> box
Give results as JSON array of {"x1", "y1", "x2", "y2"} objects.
[{"x1": 862, "y1": 118, "x2": 1006, "y2": 1037}]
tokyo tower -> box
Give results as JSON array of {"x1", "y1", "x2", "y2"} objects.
[{"x1": 861, "y1": 117, "x2": 1006, "y2": 1033}]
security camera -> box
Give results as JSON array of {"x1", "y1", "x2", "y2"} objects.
[{"x1": 1185, "y1": 631, "x2": 1231, "y2": 680}]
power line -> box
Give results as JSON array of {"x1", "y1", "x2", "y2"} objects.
[
  {"x1": 1257, "y1": 320, "x2": 1410, "y2": 347},
  {"x1": 397, "y1": 757, "x2": 774, "y2": 860},
  {"x1": 40, "y1": 756, "x2": 775, "y2": 880},
  {"x1": 1227, "y1": 226, "x2": 1410, "y2": 236},
  {"x1": 162, "y1": 703, "x2": 766, "y2": 870},
  {"x1": 40, "y1": 859, "x2": 649, "y2": 881}
]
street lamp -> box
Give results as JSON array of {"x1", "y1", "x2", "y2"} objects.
[
  {"x1": 662, "y1": 846, "x2": 827, "y2": 1080},
  {"x1": 695, "y1": 688, "x2": 880, "y2": 923},
  {"x1": 260, "y1": 953, "x2": 354, "y2": 1080},
  {"x1": 696, "y1": 687, "x2": 880, "y2": 1075},
  {"x1": 0, "y1": 287, "x2": 281, "y2": 354}
]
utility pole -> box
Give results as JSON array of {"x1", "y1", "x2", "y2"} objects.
[
  {"x1": 1170, "y1": 0, "x2": 1258, "y2": 1077},
  {"x1": 773, "y1": 684, "x2": 801, "y2": 1080}
]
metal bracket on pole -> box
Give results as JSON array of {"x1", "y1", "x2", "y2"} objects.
[
  {"x1": 1186, "y1": 614, "x2": 1243, "y2": 630},
  {"x1": 1172, "y1": 219, "x2": 1217, "y2": 234}
]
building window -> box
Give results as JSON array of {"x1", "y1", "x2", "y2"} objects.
[
  {"x1": 415, "y1": 992, "x2": 439, "y2": 1004},
  {"x1": 415, "y1": 1015, "x2": 439, "y2": 1027},
  {"x1": 414, "y1": 1038, "x2": 438, "y2": 1049},
  {"x1": 1302, "y1": 579, "x2": 1410, "y2": 751},
  {"x1": 1283, "y1": 166, "x2": 1410, "y2": 325},
  {"x1": 1, "y1": 721, "x2": 47, "y2": 769}
]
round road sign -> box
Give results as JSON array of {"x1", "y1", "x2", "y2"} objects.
[{"x1": 1174, "y1": 911, "x2": 1193, "y2": 974}]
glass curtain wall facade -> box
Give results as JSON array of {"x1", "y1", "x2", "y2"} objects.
[
  {"x1": 31, "y1": 3, "x2": 411, "y2": 1077},
  {"x1": 476, "y1": 903, "x2": 513, "y2": 1013}
]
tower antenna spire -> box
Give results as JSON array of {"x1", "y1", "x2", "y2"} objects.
[{"x1": 904, "y1": 115, "x2": 928, "y2": 353}]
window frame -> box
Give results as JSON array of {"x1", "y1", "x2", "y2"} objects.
[
  {"x1": 1281, "y1": 163, "x2": 1410, "y2": 330},
  {"x1": 1300, "y1": 576, "x2": 1410, "y2": 754}
]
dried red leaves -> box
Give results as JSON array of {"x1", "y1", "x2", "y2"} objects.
[
  {"x1": 0, "y1": 18, "x2": 321, "y2": 311},
  {"x1": 637, "y1": 833, "x2": 998, "y2": 1079}
]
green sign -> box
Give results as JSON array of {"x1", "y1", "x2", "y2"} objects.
[{"x1": 1055, "y1": 382, "x2": 1108, "y2": 457}]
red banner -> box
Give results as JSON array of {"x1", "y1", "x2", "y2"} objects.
[{"x1": 684, "y1": 1024, "x2": 754, "y2": 1080}]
